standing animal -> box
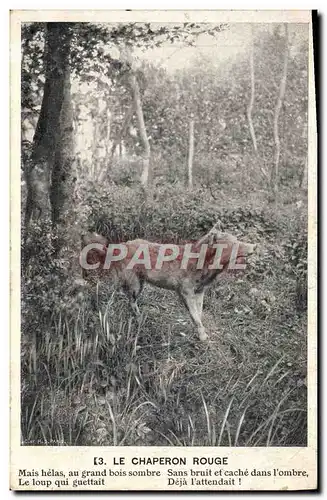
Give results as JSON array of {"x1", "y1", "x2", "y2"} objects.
[{"x1": 80, "y1": 222, "x2": 256, "y2": 341}]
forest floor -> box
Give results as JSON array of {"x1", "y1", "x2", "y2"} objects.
[{"x1": 21, "y1": 250, "x2": 307, "y2": 447}]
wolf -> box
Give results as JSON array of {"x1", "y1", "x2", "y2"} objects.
[{"x1": 80, "y1": 222, "x2": 256, "y2": 341}]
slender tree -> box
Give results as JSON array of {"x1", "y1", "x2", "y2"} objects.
[
  {"x1": 272, "y1": 24, "x2": 289, "y2": 196},
  {"x1": 110, "y1": 106, "x2": 133, "y2": 159},
  {"x1": 120, "y1": 46, "x2": 151, "y2": 188},
  {"x1": 247, "y1": 27, "x2": 258, "y2": 153},
  {"x1": 187, "y1": 118, "x2": 194, "y2": 188}
]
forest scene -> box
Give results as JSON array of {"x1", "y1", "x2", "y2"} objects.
[{"x1": 21, "y1": 21, "x2": 308, "y2": 447}]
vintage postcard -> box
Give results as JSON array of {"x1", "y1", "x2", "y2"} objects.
[{"x1": 10, "y1": 9, "x2": 317, "y2": 491}]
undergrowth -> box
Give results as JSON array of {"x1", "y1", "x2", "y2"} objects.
[{"x1": 21, "y1": 185, "x2": 307, "y2": 447}]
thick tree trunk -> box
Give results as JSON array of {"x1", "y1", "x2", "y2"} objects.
[
  {"x1": 25, "y1": 23, "x2": 76, "y2": 261},
  {"x1": 50, "y1": 62, "x2": 76, "y2": 246},
  {"x1": 187, "y1": 119, "x2": 194, "y2": 188},
  {"x1": 247, "y1": 30, "x2": 258, "y2": 153},
  {"x1": 272, "y1": 24, "x2": 289, "y2": 196}
]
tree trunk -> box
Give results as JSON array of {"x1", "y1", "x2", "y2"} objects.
[
  {"x1": 129, "y1": 72, "x2": 151, "y2": 187},
  {"x1": 50, "y1": 61, "x2": 75, "y2": 230},
  {"x1": 188, "y1": 119, "x2": 194, "y2": 188},
  {"x1": 25, "y1": 23, "x2": 76, "y2": 261},
  {"x1": 247, "y1": 29, "x2": 258, "y2": 153},
  {"x1": 105, "y1": 108, "x2": 111, "y2": 158},
  {"x1": 272, "y1": 24, "x2": 289, "y2": 196},
  {"x1": 110, "y1": 106, "x2": 133, "y2": 159},
  {"x1": 120, "y1": 46, "x2": 151, "y2": 188}
]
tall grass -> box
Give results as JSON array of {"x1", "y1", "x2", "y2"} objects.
[
  {"x1": 21, "y1": 277, "x2": 307, "y2": 446},
  {"x1": 21, "y1": 187, "x2": 307, "y2": 446}
]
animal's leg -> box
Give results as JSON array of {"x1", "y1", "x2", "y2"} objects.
[
  {"x1": 195, "y1": 291, "x2": 204, "y2": 318},
  {"x1": 179, "y1": 290, "x2": 208, "y2": 341},
  {"x1": 130, "y1": 298, "x2": 140, "y2": 316},
  {"x1": 123, "y1": 273, "x2": 143, "y2": 316}
]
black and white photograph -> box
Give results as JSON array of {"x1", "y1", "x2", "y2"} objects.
[{"x1": 18, "y1": 13, "x2": 312, "y2": 455}]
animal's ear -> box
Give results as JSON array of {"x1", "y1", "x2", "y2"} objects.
[
  {"x1": 207, "y1": 221, "x2": 224, "y2": 245},
  {"x1": 213, "y1": 220, "x2": 222, "y2": 231}
]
